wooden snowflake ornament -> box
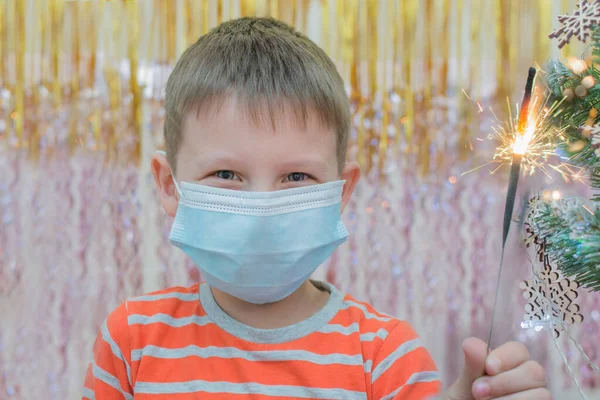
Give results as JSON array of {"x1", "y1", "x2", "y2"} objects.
[
  {"x1": 524, "y1": 223, "x2": 546, "y2": 263},
  {"x1": 520, "y1": 259, "x2": 584, "y2": 338},
  {"x1": 549, "y1": 0, "x2": 600, "y2": 49}
]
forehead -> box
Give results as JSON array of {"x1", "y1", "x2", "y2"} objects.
[{"x1": 180, "y1": 95, "x2": 338, "y2": 161}]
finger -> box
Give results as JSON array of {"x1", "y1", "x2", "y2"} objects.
[
  {"x1": 462, "y1": 337, "x2": 489, "y2": 380},
  {"x1": 486, "y1": 341, "x2": 531, "y2": 375},
  {"x1": 472, "y1": 360, "x2": 547, "y2": 399},
  {"x1": 447, "y1": 337, "x2": 489, "y2": 400},
  {"x1": 491, "y1": 387, "x2": 552, "y2": 400}
]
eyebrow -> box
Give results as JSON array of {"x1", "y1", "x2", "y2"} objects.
[
  {"x1": 194, "y1": 155, "x2": 248, "y2": 171},
  {"x1": 193, "y1": 154, "x2": 332, "y2": 172},
  {"x1": 277, "y1": 159, "x2": 332, "y2": 172}
]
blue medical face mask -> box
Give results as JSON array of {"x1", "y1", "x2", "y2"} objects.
[{"x1": 160, "y1": 153, "x2": 348, "y2": 304}]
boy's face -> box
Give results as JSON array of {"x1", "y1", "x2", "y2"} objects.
[{"x1": 152, "y1": 96, "x2": 360, "y2": 217}]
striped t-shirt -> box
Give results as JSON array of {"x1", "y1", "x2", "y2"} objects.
[{"x1": 83, "y1": 281, "x2": 441, "y2": 399}]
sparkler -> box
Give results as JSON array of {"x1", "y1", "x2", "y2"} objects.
[
  {"x1": 463, "y1": 72, "x2": 576, "y2": 183},
  {"x1": 487, "y1": 93, "x2": 571, "y2": 180},
  {"x1": 486, "y1": 67, "x2": 537, "y2": 353},
  {"x1": 502, "y1": 67, "x2": 537, "y2": 247}
]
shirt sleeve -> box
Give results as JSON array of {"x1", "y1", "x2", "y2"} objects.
[
  {"x1": 370, "y1": 320, "x2": 442, "y2": 400},
  {"x1": 82, "y1": 301, "x2": 134, "y2": 400}
]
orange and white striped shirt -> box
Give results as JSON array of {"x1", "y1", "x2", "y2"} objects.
[{"x1": 83, "y1": 281, "x2": 441, "y2": 400}]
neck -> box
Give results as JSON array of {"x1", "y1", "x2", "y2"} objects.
[{"x1": 210, "y1": 280, "x2": 330, "y2": 329}]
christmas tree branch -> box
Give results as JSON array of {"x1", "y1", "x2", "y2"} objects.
[
  {"x1": 528, "y1": 198, "x2": 600, "y2": 292},
  {"x1": 545, "y1": 26, "x2": 600, "y2": 194}
]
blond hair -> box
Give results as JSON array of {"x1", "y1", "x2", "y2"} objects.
[{"x1": 164, "y1": 17, "x2": 350, "y2": 174}]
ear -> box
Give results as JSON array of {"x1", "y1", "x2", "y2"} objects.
[
  {"x1": 151, "y1": 153, "x2": 179, "y2": 218},
  {"x1": 339, "y1": 161, "x2": 360, "y2": 213}
]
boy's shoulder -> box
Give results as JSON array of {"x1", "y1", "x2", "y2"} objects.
[
  {"x1": 128, "y1": 283, "x2": 201, "y2": 303},
  {"x1": 123, "y1": 283, "x2": 202, "y2": 318},
  {"x1": 105, "y1": 283, "x2": 201, "y2": 320},
  {"x1": 339, "y1": 292, "x2": 395, "y2": 321},
  {"x1": 337, "y1": 291, "x2": 417, "y2": 340},
  {"x1": 337, "y1": 294, "x2": 406, "y2": 331},
  {"x1": 337, "y1": 291, "x2": 439, "y2": 394}
]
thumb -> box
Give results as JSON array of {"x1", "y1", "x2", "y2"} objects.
[{"x1": 447, "y1": 337, "x2": 488, "y2": 399}]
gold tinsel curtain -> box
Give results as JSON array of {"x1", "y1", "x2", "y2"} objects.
[{"x1": 0, "y1": 0, "x2": 584, "y2": 174}]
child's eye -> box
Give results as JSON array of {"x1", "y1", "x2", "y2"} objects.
[
  {"x1": 215, "y1": 170, "x2": 238, "y2": 180},
  {"x1": 285, "y1": 173, "x2": 308, "y2": 182}
]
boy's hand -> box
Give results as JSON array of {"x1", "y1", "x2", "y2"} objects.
[{"x1": 445, "y1": 337, "x2": 551, "y2": 400}]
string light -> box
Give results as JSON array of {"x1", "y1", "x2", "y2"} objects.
[
  {"x1": 567, "y1": 57, "x2": 588, "y2": 74},
  {"x1": 582, "y1": 75, "x2": 596, "y2": 89},
  {"x1": 552, "y1": 190, "x2": 562, "y2": 200}
]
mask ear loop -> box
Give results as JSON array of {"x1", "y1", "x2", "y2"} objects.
[{"x1": 156, "y1": 150, "x2": 184, "y2": 199}]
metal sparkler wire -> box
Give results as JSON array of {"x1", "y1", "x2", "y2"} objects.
[{"x1": 486, "y1": 67, "x2": 537, "y2": 356}]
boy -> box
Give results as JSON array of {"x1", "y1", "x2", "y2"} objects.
[{"x1": 83, "y1": 17, "x2": 550, "y2": 400}]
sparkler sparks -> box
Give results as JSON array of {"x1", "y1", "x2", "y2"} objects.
[
  {"x1": 463, "y1": 87, "x2": 575, "y2": 180},
  {"x1": 513, "y1": 123, "x2": 536, "y2": 155},
  {"x1": 491, "y1": 92, "x2": 564, "y2": 176}
]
